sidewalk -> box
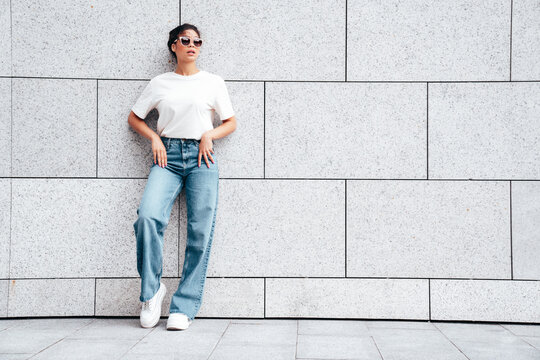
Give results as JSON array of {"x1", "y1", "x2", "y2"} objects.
[{"x1": 1, "y1": 317, "x2": 539, "y2": 359}]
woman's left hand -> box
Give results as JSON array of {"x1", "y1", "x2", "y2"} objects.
[{"x1": 198, "y1": 132, "x2": 215, "y2": 168}]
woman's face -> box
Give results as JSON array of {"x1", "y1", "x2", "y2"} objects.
[{"x1": 172, "y1": 29, "x2": 201, "y2": 63}]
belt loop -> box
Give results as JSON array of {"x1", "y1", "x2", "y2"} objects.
[{"x1": 167, "y1": 138, "x2": 171, "y2": 148}]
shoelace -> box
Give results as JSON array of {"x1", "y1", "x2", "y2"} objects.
[{"x1": 142, "y1": 297, "x2": 155, "y2": 311}]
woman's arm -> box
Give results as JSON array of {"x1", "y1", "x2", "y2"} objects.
[
  {"x1": 128, "y1": 111, "x2": 168, "y2": 167},
  {"x1": 198, "y1": 116, "x2": 237, "y2": 167},
  {"x1": 203, "y1": 116, "x2": 237, "y2": 141},
  {"x1": 127, "y1": 111, "x2": 161, "y2": 142}
]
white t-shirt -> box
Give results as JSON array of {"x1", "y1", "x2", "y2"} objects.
[{"x1": 131, "y1": 70, "x2": 235, "y2": 139}]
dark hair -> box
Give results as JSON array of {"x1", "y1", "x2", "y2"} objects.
[{"x1": 168, "y1": 23, "x2": 201, "y2": 63}]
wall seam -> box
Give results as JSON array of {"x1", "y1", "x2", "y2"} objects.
[{"x1": 509, "y1": 0, "x2": 513, "y2": 81}]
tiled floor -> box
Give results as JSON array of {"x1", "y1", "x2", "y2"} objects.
[{"x1": 0, "y1": 317, "x2": 539, "y2": 359}]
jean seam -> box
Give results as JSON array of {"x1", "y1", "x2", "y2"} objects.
[{"x1": 193, "y1": 179, "x2": 219, "y2": 317}]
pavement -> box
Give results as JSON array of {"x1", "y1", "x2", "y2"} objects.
[{"x1": 1, "y1": 317, "x2": 539, "y2": 359}]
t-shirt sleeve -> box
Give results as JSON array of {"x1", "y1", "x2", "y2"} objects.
[
  {"x1": 213, "y1": 77, "x2": 235, "y2": 121},
  {"x1": 131, "y1": 80, "x2": 157, "y2": 119}
]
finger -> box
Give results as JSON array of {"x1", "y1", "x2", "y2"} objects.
[
  {"x1": 208, "y1": 152, "x2": 214, "y2": 163},
  {"x1": 204, "y1": 153, "x2": 210, "y2": 168},
  {"x1": 153, "y1": 150, "x2": 156, "y2": 164},
  {"x1": 198, "y1": 153, "x2": 202, "y2": 167}
]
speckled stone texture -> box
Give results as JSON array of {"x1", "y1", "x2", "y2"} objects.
[
  {"x1": 206, "y1": 179, "x2": 345, "y2": 277},
  {"x1": 265, "y1": 82, "x2": 426, "y2": 179},
  {"x1": 11, "y1": 78, "x2": 97, "y2": 177},
  {"x1": 511, "y1": 0, "x2": 540, "y2": 80},
  {"x1": 0, "y1": 280, "x2": 7, "y2": 317},
  {"x1": 9, "y1": 178, "x2": 180, "y2": 278},
  {"x1": 429, "y1": 82, "x2": 540, "y2": 179},
  {"x1": 0, "y1": 179, "x2": 9, "y2": 279},
  {"x1": 0, "y1": 79, "x2": 10, "y2": 177},
  {"x1": 511, "y1": 181, "x2": 540, "y2": 280},
  {"x1": 347, "y1": 180, "x2": 510, "y2": 278},
  {"x1": 182, "y1": 0, "x2": 346, "y2": 80},
  {"x1": 0, "y1": 0, "x2": 9, "y2": 76},
  {"x1": 347, "y1": 0, "x2": 511, "y2": 81},
  {"x1": 11, "y1": 0, "x2": 178, "y2": 79},
  {"x1": 8, "y1": 278, "x2": 95, "y2": 317},
  {"x1": 431, "y1": 279, "x2": 540, "y2": 322},
  {"x1": 266, "y1": 278, "x2": 429, "y2": 319}
]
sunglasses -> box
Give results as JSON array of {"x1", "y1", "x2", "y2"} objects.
[{"x1": 175, "y1": 36, "x2": 203, "y2": 47}]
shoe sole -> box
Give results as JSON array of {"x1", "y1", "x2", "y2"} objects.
[
  {"x1": 166, "y1": 321, "x2": 192, "y2": 331},
  {"x1": 140, "y1": 284, "x2": 166, "y2": 328}
]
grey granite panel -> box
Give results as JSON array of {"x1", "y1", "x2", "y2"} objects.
[
  {"x1": 208, "y1": 82, "x2": 263, "y2": 179},
  {"x1": 0, "y1": 179, "x2": 9, "y2": 278},
  {"x1": 11, "y1": 0, "x2": 178, "y2": 78},
  {"x1": 429, "y1": 82, "x2": 540, "y2": 179},
  {"x1": 0, "y1": 280, "x2": 7, "y2": 317},
  {"x1": 10, "y1": 178, "x2": 179, "y2": 278},
  {"x1": 7, "y1": 278, "x2": 94, "y2": 317},
  {"x1": 512, "y1": 0, "x2": 540, "y2": 80},
  {"x1": 511, "y1": 181, "x2": 540, "y2": 280},
  {"x1": 196, "y1": 277, "x2": 264, "y2": 318},
  {"x1": 431, "y1": 279, "x2": 540, "y2": 323},
  {"x1": 347, "y1": 180, "x2": 510, "y2": 278},
  {"x1": 207, "y1": 179, "x2": 345, "y2": 277},
  {"x1": 0, "y1": 78, "x2": 10, "y2": 176},
  {"x1": 182, "y1": 0, "x2": 345, "y2": 80},
  {"x1": 265, "y1": 82, "x2": 426, "y2": 179},
  {"x1": 0, "y1": 0, "x2": 9, "y2": 76},
  {"x1": 100, "y1": 80, "x2": 161, "y2": 178},
  {"x1": 99, "y1": 80, "x2": 261, "y2": 178},
  {"x1": 11, "y1": 78, "x2": 96, "y2": 177},
  {"x1": 266, "y1": 278, "x2": 429, "y2": 319},
  {"x1": 96, "y1": 277, "x2": 263, "y2": 318},
  {"x1": 347, "y1": 0, "x2": 510, "y2": 81}
]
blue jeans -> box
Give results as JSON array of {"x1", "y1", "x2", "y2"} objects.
[{"x1": 133, "y1": 136, "x2": 219, "y2": 321}]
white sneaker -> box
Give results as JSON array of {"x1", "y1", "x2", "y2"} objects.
[
  {"x1": 140, "y1": 282, "x2": 166, "y2": 328},
  {"x1": 167, "y1": 312, "x2": 193, "y2": 330}
]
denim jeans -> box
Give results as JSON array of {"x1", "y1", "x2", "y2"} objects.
[{"x1": 133, "y1": 136, "x2": 219, "y2": 321}]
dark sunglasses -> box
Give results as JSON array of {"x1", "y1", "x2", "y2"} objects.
[{"x1": 175, "y1": 36, "x2": 203, "y2": 47}]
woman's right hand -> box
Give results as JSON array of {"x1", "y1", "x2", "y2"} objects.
[{"x1": 151, "y1": 137, "x2": 167, "y2": 168}]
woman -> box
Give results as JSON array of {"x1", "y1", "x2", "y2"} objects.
[{"x1": 128, "y1": 23, "x2": 237, "y2": 331}]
